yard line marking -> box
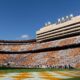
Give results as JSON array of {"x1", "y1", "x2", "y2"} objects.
[
  {"x1": 24, "y1": 72, "x2": 45, "y2": 80},
  {"x1": 5, "y1": 73, "x2": 19, "y2": 77},
  {"x1": 55, "y1": 71, "x2": 74, "y2": 77},
  {"x1": 0, "y1": 73, "x2": 19, "y2": 80},
  {"x1": 0, "y1": 77, "x2": 14, "y2": 80},
  {"x1": 69, "y1": 71, "x2": 80, "y2": 75},
  {"x1": 48, "y1": 71, "x2": 72, "y2": 79},
  {"x1": 12, "y1": 72, "x2": 32, "y2": 80},
  {"x1": 60, "y1": 71, "x2": 80, "y2": 77},
  {"x1": 40, "y1": 72, "x2": 60, "y2": 80}
]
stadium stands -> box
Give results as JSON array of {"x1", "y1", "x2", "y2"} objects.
[
  {"x1": 0, "y1": 35, "x2": 80, "y2": 68},
  {"x1": 0, "y1": 15, "x2": 80, "y2": 69}
]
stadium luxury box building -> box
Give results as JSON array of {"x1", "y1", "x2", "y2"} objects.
[{"x1": 0, "y1": 15, "x2": 80, "y2": 69}]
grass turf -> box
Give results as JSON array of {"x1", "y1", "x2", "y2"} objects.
[
  {"x1": 0, "y1": 68, "x2": 79, "y2": 72},
  {"x1": 0, "y1": 68, "x2": 80, "y2": 80}
]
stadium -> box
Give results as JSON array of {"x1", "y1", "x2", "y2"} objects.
[{"x1": 0, "y1": 15, "x2": 80, "y2": 80}]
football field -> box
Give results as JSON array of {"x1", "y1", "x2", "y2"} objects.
[{"x1": 0, "y1": 69, "x2": 80, "y2": 80}]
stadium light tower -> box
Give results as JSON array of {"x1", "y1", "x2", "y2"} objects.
[
  {"x1": 48, "y1": 21, "x2": 51, "y2": 25},
  {"x1": 45, "y1": 23, "x2": 48, "y2": 26},
  {"x1": 70, "y1": 14, "x2": 73, "y2": 18},
  {"x1": 66, "y1": 16, "x2": 69, "y2": 19},
  {"x1": 62, "y1": 17, "x2": 64, "y2": 20},
  {"x1": 62, "y1": 17, "x2": 65, "y2": 22},
  {"x1": 58, "y1": 18, "x2": 61, "y2": 23},
  {"x1": 66, "y1": 16, "x2": 69, "y2": 21}
]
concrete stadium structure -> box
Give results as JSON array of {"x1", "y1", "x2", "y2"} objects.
[{"x1": 0, "y1": 15, "x2": 80, "y2": 68}]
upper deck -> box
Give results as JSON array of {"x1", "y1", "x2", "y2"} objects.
[{"x1": 36, "y1": 15, "x2": 80, "y2": 42}]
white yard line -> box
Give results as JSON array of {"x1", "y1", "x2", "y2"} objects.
[
  {"x1": 48, "y1": 71, "x2": 72, "y2": 79},
  {"x1": 0, "y1": 77, "x2": 14, "y2": 80},
  {"x1": 0, "y1": 73, "x2": 19, "y2": 80},
  {"x1": 60, "y1": 71, "x2": 80, "y2": 77},
  {"x1": 23, "y1": 72, "x2": 46, "y2": 80},
  {"x1": 4, "y1": 73, "x2": 19, "y2": 77}
]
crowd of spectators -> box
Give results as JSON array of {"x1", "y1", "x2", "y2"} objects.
[{"x1": 0, "y1": 35, "x2": 80, "y2": 68}]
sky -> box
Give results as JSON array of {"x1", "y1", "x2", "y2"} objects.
[{"x1": 0, "y1": 0, "x2": 80, "y2": 40}]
